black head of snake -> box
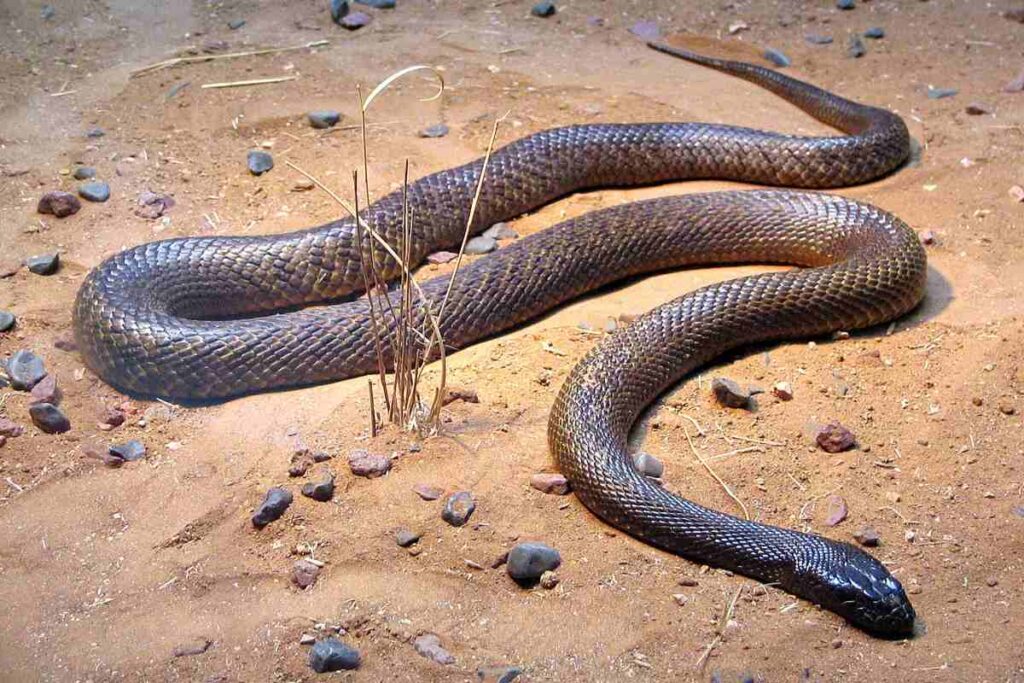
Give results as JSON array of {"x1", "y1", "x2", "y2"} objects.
[{"x1": 72, "y1": 44, "x2": 924, "y2": 637}]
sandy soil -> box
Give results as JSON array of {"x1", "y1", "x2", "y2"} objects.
[{"x1": 1, "y1": 0, "x2": 1023, "y2": 681}]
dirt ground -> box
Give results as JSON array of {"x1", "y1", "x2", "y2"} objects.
[{"x1": 1, "y1": 0, "x2": 1023, "y2": 680}]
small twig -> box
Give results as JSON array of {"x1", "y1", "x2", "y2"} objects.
[
  {"x1": 131, "y1": 40, "x2": 329, "y2": 77},
  {"x1": 201, "y1": 76, "x2": 298, "y2": 89},
  {"x1": 696, "y1": 586, "x2": 744, "y2": 669},
  {"x1": 679, "y1": 414, "x2": 705, "y2": 437},
  {"x1": 368, "y1": 380, "x2": 378, "y2": 437},
  {"x1": 683, "y1": 426, "x2": 749, "y2": 520},
  {"x1": 727, "y1": 434, "x2": 785, "y2": 447}
]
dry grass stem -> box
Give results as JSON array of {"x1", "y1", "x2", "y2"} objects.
[
  {"x1": 201, "y1": 76, "x2": 298, "y2": 89},
  {"x1": 131, "y1": 40, "x2": 329, "y2": 77},
  {"x1": 683, "y1": 426, "x2": 750, "y2": 521}
]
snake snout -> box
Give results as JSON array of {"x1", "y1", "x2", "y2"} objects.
[{"x1": 791, "y1": 543, "x2": 916, "y2": 638}]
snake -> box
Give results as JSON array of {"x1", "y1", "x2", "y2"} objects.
[{"x1": 73, "y1": 44, "x2": 925, "y2": 637}]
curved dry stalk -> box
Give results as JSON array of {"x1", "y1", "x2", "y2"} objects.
[{"x1": 362, "y1": 65, "x2": 445, "y2": 111}]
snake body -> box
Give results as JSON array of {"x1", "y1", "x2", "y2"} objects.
[{"x1": 73, "y1": 46, "x2": 924, "y2": 636}]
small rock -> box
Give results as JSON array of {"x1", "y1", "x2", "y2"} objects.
[
  {"x1": 815, "y1": 421, "x2": 856, "y2": 453},
  {"x1": 477, "y1": 665, "x2": 522, "y2": 683},
  {"x1": 418, "y1": 123, "x2": 449, "y2": 138},
  {"x1": 629, "y1": 20, "x2": 660, "y2": 40},
  {"x1": 483, "y1": 222, "x2": 518, "y2": 240},
  {"x1": 413, "y1": 483, "x2": 443, "y2": 500},
  {"x1": 0, "y1": 311, "x2": 15, "y2": 333},
  {"x1": 251, "y1": 487, "x2": 293, "y2": 528},
  {"x1": 0, "y1": 262, "x2": 19, "y2": 278},
  {"x1": 998, "y1": 400, "x2": 1016, "y2": 416},
  {"x1": 853, "y1": 527, "x2": 880, "y2": 547},
  {"x1": 309, "y1": 638, "x2": 360, "y2": 672},
  {"x1": 443, "y1": 386, "x2": 480, "y2": 405},
  {"x1": 427, "y1": 251, "x2": 458, "y2": 264},
  {"x1": 289, "y1": 450, "x2": 314, "y2": 477},
  {"x1": 1009, "y1": 185, "x2": 1024, "y2": 203},
  {"x1": 308, "y1": 111, "x2": 341, "y2": 129},
  {"x1": 678, "y1": 577, "x2": 699, "y2": 587},
  {"x1": 836, "y1": 0, "x2": 855, "y2": 8},
  {"x1": 712, "y1": 377, "x2": 751, "y2": 409},
  {"x1": 530, "y1": 472, "x2": 571, "y2": 495},
  {"x1": 135, "y1": 191, "x2": 175, "y2": 219},
  {"x1": 1005, "y1": 69, "x2": 1024, "y2": 93},
  {"x1": 727, "y1": 21, "x2": 749, "y2": 34},
  {"x1": 1006, "y1": 8, "x2": 1024, "y2": 22},
  {"x1": 300, "y1": 633, "x2": 316, "y2": 644},
  {"x1": 763, "y1": 48, "x2": 791, "y2": 68},
  {"x1": 228, "y1": 19, "x2": 246, "y2": 29},
  {"x1": 507, "y1": 542, "x2": 561, "y2": 583},
  {"x1": 986, "y1": 577, "x2": 999, "y2": 587},
  {"x1": 340, "y1": 11, "x2": 371, "y2": 29},
  {"x1": 927, "y1": 86, "x2": 958, "y2": 100},
  {"x1": 491, "y1": 552, "x2": 509, "y2": 569},
  {"x1": 348, "y1": 449, "x2": 392, "y2": 477},
  {"x1": 847, "y1": 36, "x2": 866, "y2": 58},
  {"x1": 356, "y1": 0, "x2": 395, "y2": 7},
  {"x1": 329, "y1": 0, "x2": 349, "y2": 23},
  {"x1": 919, "y1": 230, "x2": 938, "y2": 245},
  {"x1": 73, "y1": 166, "x2": 96, "y2": 180},
  {"x1": 863, "y1": 26, "x2": 885, "y2": 39},
  {"x1": 772, "y1": 381, "x2": 794, "y2": 401},
  {"x1": 292, "y1": 559, "x2": 321, "y2": 589},
  {"x1": 672, "y1": 593, "x2": 688, "y2": 606},
  {"x1": 6, "y1": 350, "x2": 47, "y2": 390},
  {"x1": 109, "y1": 439, "x2": 146, "y2": 461},
  {"x1": 85, "y1": 127, "x2": 105, "y2": 138},
  {"x1": 26, "y1": 253, "x2": 59, "y2": 275},
  {"x1": 29, "y1": 403, "x2": 70, "y2": 434},
  {"x1": 805, "y1": 34, "x2": 834, "y2": 45},
  {"x1": 292, "y1": 179, "x2": 316, "y2": 192},
  {"x1": 37, "y1": 191, "x2": 81, "y2": 218},
  {"x1": 464, "y1": 235, "x2": 497, "y2": 255},
  {"x1": 78, "y1": 182, "x2": 110, "y2": 203},
  {"x1": 301, "y1": 472, "x2": 336, "y2": 501},
  {"x1": 824, "y1": 494, "x2": 848, "y2": 526},
  {"x1": 40, "y1": 4, "x2": 55, "y2": 19},
  {"x1": 0, "y1": 417, "x2": 25, "y2": 438},
  {"x1": 414, "y1": 633, "x2": 454, "y2": 665},
  {"x1": 539, "y1": 570, "x2": 559, "y2": 589},
  {"x1": 29, "y1": 375, "x2": 61, "y2": 405},
  {"x1": 964, "y1": 102, "x2": 992, "y2": 116},
  {"x1": 395, "y1": 528, "x2": 421, "y2": 547},
  {"x1": 247, "y1": 150, "x2": 274, "y2": 175},
  {"x1": 531, "y1": 1, "x2": 555, "y2": 17},
  {"x1": 442, "y1": 491, "x2": 476, "y2": 526},
  {"x1": 172, "y1": 638, "x2": 212, "y2": 657},
  {"x1": 100, "y1": 407, "x2": 126, "y2": 428},
  {"x1": 632, "y1": 452, "x2": 664, "y2": 478}
]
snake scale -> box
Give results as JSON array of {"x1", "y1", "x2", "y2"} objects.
[{"x1": 74, "y1": 44, "x2": 925, "y2": 636}]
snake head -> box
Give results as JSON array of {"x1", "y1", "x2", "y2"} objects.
[{"x1": 788, "y1": 541, "x2": 916, "y2": 638}]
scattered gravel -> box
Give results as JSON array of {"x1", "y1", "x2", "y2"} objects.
[
  {"x1": 29, "y1": 375, "x2": 61, "y2": 405},
  {"x1": 815, "y1": 421, "x2": 856, "y2": 453},
  {"x1": 37, "y1": 191, "x2": 81, "y2": 218},
  {"x1": 301, "y1": 471, "x2": 336, "y2": 501},
  {"x1": 247, "y1": 150, "x2": 274, "y2": 175},
  {"x1": 483, "y1": 222, "x2": 518, "y2": 240},
  {"x1": 632, "y1": 452, "x2": 664, "y2": 478},
  {"x1": 309, "y1": 638, "x2": 360, "y2": 672},
  {"x1": 348, "y1": 449, "x2": 392, "y2": 477},
  {"x1": 413, "y1": 483, "x2": 443, "y2": 500},
  {"x1": 441, "y1": 491, "x2": 476, "y2": 526},
  {"x1": 251, "y1": 487, "x2": 293, "y2": 528},
  {"x1": 73, "y1": 166, "x2": 96, "y2": 180},
  {"x1": 530, "y1": 472, "x2": 571, "y2": 495},
  {"x1": 853, "y1": 527, "x2": 881, "y2": 547},
  {"x1": 0, "y1": 311, "x2": 14, "y2": 333},
  {"x1": 464, "y1": 235, "x2": 497, "y2": 255},
  {"x1": 110, "y1": 440, "x2": 146, "y2": 461},
  {"x1": 308, "y1": 110, "x2": 341, "y2": 129},
  {"x1": 418, "y1": 123, "x2": 449, "y2": 138},
  {"x1": 29, "y1": 403, "x2": 70, "y2": 434},
  {"x1": 292, "y1": 559, "x2": 321, "y2": 589},
  {"x1": 712, "y1": 377, "x2": 751, "y2": 409},
  {"x1": 414, "y1": 633, "x2": 454, "y2": 665},
  {"x1": 6, "y1": 350, "x2": 47, "y2": 390},
  {"x1": 507, "y1": 542, "x2": 561, "y2": 583},
  {"x1": 25, "y1": 252, "x2": 59, "y2": 275},
  {"x1": 78, "y1": 182, "x2": 110, "y2": 202}
]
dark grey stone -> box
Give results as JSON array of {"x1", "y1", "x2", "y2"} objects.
[
  {"x1": 805, "y1": 34, "x2": 834, "y2": 45},
  {"x1": 763, "y1": 48, "x2": 791, "y2": 68},
  {"x1": 29, "y1": 403, "x2": 70, "y2": 434},
  {"x1": 6, "y1": 350, "x2": 47, "y2": 390},
  {"x1": 712, "y1": 377, "x2": 751, "y2": 408},
  {"x1": 0, "y1": 311, "x2": 14, "y2": 333},
  {"x1": 251, "y1": 487, "x2": 293, "y2": 528},
  {"x1": 632, "y1": 452, "x2": 664, "y2": 478},
  {"x1": 26, "y1": 252, "x2": 59, "y2": 275},
  {"x1": 308, "y1": 110, "x2": 341, "y2": 129},
  {"x1": 330, "y1": 0, "x2": 349, "y2": 23},
  {"x1": 41, "y1": 4, "x2": 55, "y2": 19},
  {"x1": 927, "y1": 86, "x2": 958, "y2": 100},
  {"x1": 247, "y1": 150, "x2": 274, "y2": 175},
  {"x1": 228, "y1": 19, "x2": 246, "y2": 29},
  {"x1": 73, "y1": 166, "x2": 96, "y2": 180},
  {"x1": 847, "y1": 35, "x2": 866, "y2": 58},
  {"x1": 395, "y1": 528, "x2": 421, "y2": 547},
  {"x1": 507, "y1": 542, "x2": 561, "y2": 583},
  {"x1": 340, "y1": 11, "x2": 371, "y2": 29},
  {"x1": 309, "y1": 638, "x2": 360, "y2": 672},
  {"x1": 78, "y1": 181, "x2": 110, "y2": 202},
  {"x1": 531, "y1": 1, "x2": 556, "y2": 17},
  {"x1": 483, "y1": 222, "x2": 518, "y2": 240},
  {"x1": 109, "y1": 440, "x2": 146, "y2": 461},
  {"x1": 477, "y1": 665, "x2": 522, "y2": 683},
  {"x1": 837, "y1": 0, "x2": 855, "y2": 9},
  {"x1": 301, "y1": 472, "x2": 335, "y2": 501},
  {"x1": 356, "y1": 0, "x2": 395, "y2": 7},
  {"x1": 864, "y1": 26, "x2": 885, "y2": 39},
  {"x1": 418, "y1": 123, "x2": 449, "y2": 138},
  {"x1": 464, "y1": 235, "x2": 497, "y2": 255},
  {"x1": 85, "y1": 127, "x2": 105, "y2": 138},
  {"x1": 441, "y1": 491, "x2": 475, "y2": 527}
]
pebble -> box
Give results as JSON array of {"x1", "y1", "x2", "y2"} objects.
[
  {"x1": 308, "y1": 110, "x2": 341, "y2": 129},
  {"x1": 824, "y1": 494, "x2": 848, "y2": 526},
  {"x1": 41, "y1": 4, "x2": 55, "y2": 19},
  {"x1": 919, "y1": 230, "x2": 938, "y2": 245},
  {"x1": 998, "y1": 400, "x2": 1016, "y2": 416},
  {"x1": 301, "y1": 472, "x2": 336, "y2": 501},
  {"x1": 477, "y1": 666, "x2": 522, "y2": 683},
  {"x1": 251, "y1": 487, "x2": 293, "y2": 528},
  {"x1": 395, "y1": 528, "x2": 421, "y2": 547},
  {"x1": 0, "y1": 311, "x2": 15, "y2": 333},
  {"x1": 531, "y1": 1, "x2": 556, "y2": 17},
  {"x1": 678, "y1": 577, "x2": 699, "y2": 586},
  {"x1": 712, "y1": 377, "x2": 751, "y2": 409},
  {"x1": 25, "y1": 252, "x2": 60, "y2": 275},
  {"x1": 964, "y1": 103, "x2": 992, "y2": 116},
  {"x1": 247, "y1": 150, "x2": 274, "y2": 175},
  {"x1": 309, "y1": 638, "x2": 360, "y2": 672},
  {"x1": 330, "y1": 0, "x2": 349, "y2": 23},
  {"x1": 228, "y1": 18, "x2": 246, "y2": 29},
  {"x1": 847, "y1": 35, "x2": 866, "y2": 58},
  {"x1": 109, "y1": 440, "x2": 146, "y2": 461},
  {"x1": 805, "y1": 34, "x2": 834, "y2": 45},
  {"x1": 427, "y1": 251, "x2": 458, "y2": 264},
  {"x1": 986, "y1": 577, "x2": 999, "y2": 587},
  {"x1": 6, "y1": 350, "x2": 47, "y2": 390},
  {"x1": 853, "y1": 527, "x2": 880, "y2": 547},
  {"x1": 1005, "y1": 69, "x2": 1024, "y2": 93},
  {"x1": 135, "y1": 191, "x2": 175, "y2": 219},
  {"x1": 763, "y1": 48, "x2": 791, "y2": 68},
  {"x1": 292, "y1": 179, "x2": 316, "y2": 192},
  {"x1": 78, "y1": 181, "x2": 110, "y2": 203},
  {"x1": 85, "y1": 127, "x2": 105, "y2": 138},
  {"x1": 672, "y1": 593, "x2": 688, "y2": 606},
  {"x1": 0, "y1": 417, "x2": 25, "y2": 438},
  {"x1": 413, "y1": 483, "x2": 443, "y2": 500},
  {"x1": 414, "y1": 633, "x2": 454, "y2": 665},
  {"x1": 1010, "y1": 186, "x2": 1024, "y2": 203},
  {"x1": 340, "y1": 11, "x2": 371, "y2": 29},
  {"x1": 100, "y1": 407, "x2": 126, "y2": 429},
  {"x1": 815, "y1": 421, "x2": 856, "y2": 453},
  {"x1": 289, "y1": 450, "x2": 314, "y2": 477},
  {"x1": 442, "y1": 491, "x2": 476, "y2": 526},
  {"x1": 836, "y1": 0, "x2": 855, "y2": 8},
  {"x1": 356, "y1": 0, "x2": 395, "y2": 7},
  {"x1": 300, "y1": 633, "x2": 316, "y2": 644},
  {"x1": 292, "y1": 559, "x2": 321, "y2": 589},
  {"x1": 772, "y1": 381, "x2": 794, "y2": 401},
  {"x1": 539, "y1": 570, "x2": 559, "y2": 589},
  {"x1": 530, "y1": 472, "x2": 571, "y2": 495},
  {"x1": 632, "y1": 452, "x2": 664, "y2": 478},
  {"x1": 172, "y1": 638, "x2": 212, "y2": 657},
  {"x1": 464, "y1": 235, "x2": 497, "y2": 255},
  {"x1": 927, "y1": 87, "x2": 958, "y2": 100},
  {"x1": 629, "y1": 20, "x2": 660, "y2": 40},
  {"x1": 507, "y1": 542, "x2": 561, "y2": 583},
  {"x1": 483, "y1": 222, "x2": 518, "y2": 240},
  {"x1": 29, "y1": 375, "x2": 61, "y2": 405},
  {"x1": 29, "y1": 403, "x2": 70, "y2": 434},
  {"x1": 73, "y1": 166, "x2": 96, "y2": 180},
  {"x1": 418, "y1": 123, "x2": 449, "y2": 138},
  {"x1": 863, "y1": 26, "x2": 885, "y2": 39},
  {"x1": 348, "y1": 449, "x2": 392, "y2": 477},
  {"x1": 443, "y1": 386, "x2": 479, "y2": 404},
  {"x1": 37, "y1": 191, "x2": 81, "y2": 218}
]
